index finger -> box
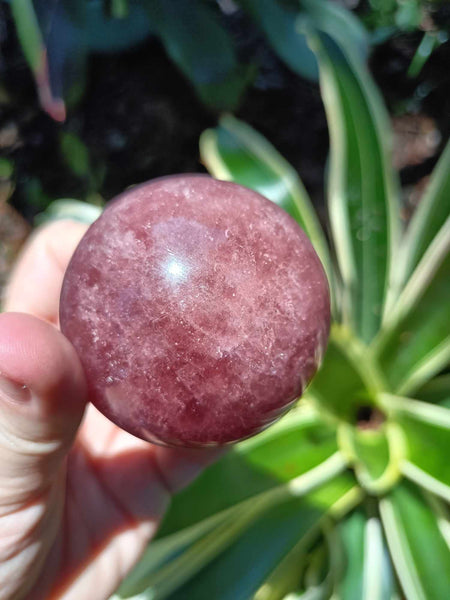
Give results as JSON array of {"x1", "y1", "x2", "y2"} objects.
[{"x1": 4, "y1": 220, "x2": 88, "y2": 323}]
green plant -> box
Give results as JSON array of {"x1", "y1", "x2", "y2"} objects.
[
  {"x1": 107, "y1": 25, "x2": 450, "y2": 600},
  {"x1": 7, "y1": 0, "x2": 367, "y2": 119},
  {"x1": 363, "y1": 0, "x2": 423, "y2": 34},
  {"x1": 360, "y1": 0, "x2": 450, "y2": 76}
]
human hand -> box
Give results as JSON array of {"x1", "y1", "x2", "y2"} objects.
[{"x1": 0, "y1": 220, "x2": 219, "y2": 600}]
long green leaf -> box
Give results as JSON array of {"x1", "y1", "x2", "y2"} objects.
[
  {"x1": 116, "y1": 474, "x2": 357, "y2": 600},
  {"x1": 253, "y1": 529, "x2": 333, "y2": 600},
  {"x1": 373, "y1": 218, "x2": 450, "y2": 394},
  {"x1": 337, "y1": 510, "x2": 393, "y2": 600},
  {"x1": 310, "y1": 31, "x2": 400, "y2": 343},
  {"x1": 118, "y1": 496, "x2": 276, "y2": 600},
  {"x1": 200, "y1": 114, "x2": 331, "y2": 280},
  {"x1": 337, "y1": 510, "x2": 366, "y2": 599},
  {"x1": 252, "y1": 537, "x2": 318, "y2": 600},
  {"x1": 425, "y1": 493, "x2": 450, "y2": 549},
  {"x1": 161, "y1": 476, "x2": 360, "y2": 600},
  {"x1": 381, "y1": 393, "x2": 450, "y2": 502},
  {"x1": 300, "y1": 0, "x2": 369, "y2": 62},
  {"x1": 10, "y1": 0, "x2": 66, "y2": 120},
  {"x1": 10, "y1": 0, "x2": 44, "y2": 73},
  {"x1": 386, "y1": 138, "x2": 450, "y2": 311},
  {"x1": 115, "y1": 509, "x2": 233, "y2": 598},
  {"x1": 380, "y1": 481, "x2": 450, "y2": 600}
]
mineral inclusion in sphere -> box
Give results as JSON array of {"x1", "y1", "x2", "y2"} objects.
[{"x1": 60, "y1": 175, "x2": 330, "y2": 447}]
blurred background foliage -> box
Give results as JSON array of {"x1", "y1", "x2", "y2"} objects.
[{"x1": 0, "y1": 0, "x2": 449, "y2": 225}]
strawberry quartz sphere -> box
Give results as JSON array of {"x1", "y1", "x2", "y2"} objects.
[{"x1": 60, "y1": 175, "x2": 330, "y2": 447}]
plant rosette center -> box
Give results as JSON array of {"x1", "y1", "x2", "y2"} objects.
[{"x1": 337, "y1": 419, "x2": 406, "y2": 495}]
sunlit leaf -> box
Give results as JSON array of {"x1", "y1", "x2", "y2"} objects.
[
  {"x1": 374, "y1": 219, "x2": 450, "y2": 394},
  {"x1": 309, "y1": 31, "x2": 400, "y2": 343},
  {"x1": 380, "y1": 481, "x2": 450, "y2": 600},
  {"x1": 386, "y1": 138, "x2": 450, "y2": 311}
]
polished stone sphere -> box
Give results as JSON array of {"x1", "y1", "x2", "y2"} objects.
[{"x1": 60, "y1": 175, "x2": 330, "y2": 446}]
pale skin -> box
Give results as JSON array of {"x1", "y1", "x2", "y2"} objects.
[{"x1": 0, "y1": 220, "x2": 219, "y2": 600}]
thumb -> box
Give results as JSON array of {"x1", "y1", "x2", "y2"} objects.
[{"x1": 0, "y1": 312, "x2": 87, "y2": 507}]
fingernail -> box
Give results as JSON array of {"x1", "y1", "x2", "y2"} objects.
[{"x1": 0, "y1": 375, "x2": 32, "y2": 403}]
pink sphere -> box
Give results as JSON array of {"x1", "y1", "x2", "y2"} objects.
[{"x1": 60, "y1": 175, "x2": 330, "y2": 447}]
